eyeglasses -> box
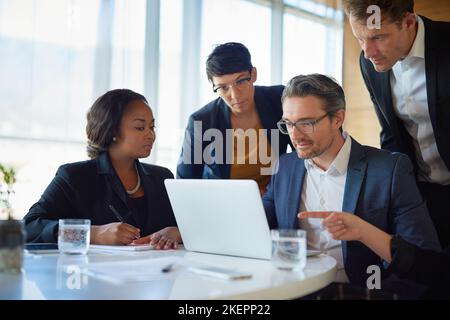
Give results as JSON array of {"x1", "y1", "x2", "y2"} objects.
[
  {"x1": 277, "y1": 114, "x2": 329, "y2": 135},
  {"x1": 212, "y1": 76, "x2": 252, "y2": 96}
]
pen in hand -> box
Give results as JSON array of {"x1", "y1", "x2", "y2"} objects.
[
  {"x1": 109, "y1": 204, "x2": 140, "y2": 240},
  {"x1": 109, "y1": 205, "x2": 125, "y2": 223}
]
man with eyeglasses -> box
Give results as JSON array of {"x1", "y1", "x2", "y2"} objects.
[
  {"x1": 177, "y1": 42, "x2": 291, "y2": 194},
  {"x1": 263, "y1": 74, "x2": 440, "y2": 298}
]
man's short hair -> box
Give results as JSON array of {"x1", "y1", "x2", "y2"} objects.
[
  {"x1": 282, "y1": 74, "x2": 346, "y2": 115},
  {"x1": 206, "y1": 42, "x2": 253, "y2": 82},
  {"x1": 343, "y1": 0, "x2": 414, "y2": 23}
]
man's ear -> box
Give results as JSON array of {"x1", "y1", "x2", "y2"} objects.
[
  {"x1": 334, "y1": 109, "x2": 346, "y2": 129},
  {"x1": 251, "y1": 67, "x2": 257, "y2": 83},
  {"x1": 403, "y1": 12, "x2": 417, "y2": 31}
]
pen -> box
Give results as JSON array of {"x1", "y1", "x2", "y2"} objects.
[
  {"x1": 109, "y1": 205, "x2": 125, "y2": 223},
  {"x1": 109, "y1": 205, "x2": 141, "y2": 240},
  {"x1": 161, "y1": 263, "x2": 175, "y2": 273}
]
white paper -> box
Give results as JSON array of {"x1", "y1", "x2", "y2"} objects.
[
  {"x1": 85, "y1": 256, "x2": 182, "y2": 284},
  {"x1": 89, "y1": 244, "x2": 154, "y2": 252}
]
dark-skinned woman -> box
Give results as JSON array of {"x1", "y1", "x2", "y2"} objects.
[{"x1": 24, "y1": 89, "x2": 181, "y2": 250}]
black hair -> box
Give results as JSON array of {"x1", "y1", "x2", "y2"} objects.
[
  {"x1": 206, "y1": 42, "x2": 253, "y2": 82},
  {"x1": 86, "y1": 89, "x2": 147, "y2": 159}
]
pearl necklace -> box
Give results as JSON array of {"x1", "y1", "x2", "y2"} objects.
[{"x1": 126, "y1": 165, "x2": 141, "y2": 195}]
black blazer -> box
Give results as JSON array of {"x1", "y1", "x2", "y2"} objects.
[
  {"x1": 24, "y1": 152, "x2": 176, "y2": 243},
  {"x1": 360, "y1": 16, "x2": 450, "y2": 173},
  {"x1": 176, "y1": 85, "x2": 292, "y2": 179},
  {"x1": 388, "y1": 237, "x2": 450, "y2": 298}
]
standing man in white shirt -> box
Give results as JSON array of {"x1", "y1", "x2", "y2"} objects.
[
  {"x1": 344, "y1": 0, "x2": 450, "y2": 248},
  {"x1": 262, "y1": 74, "x2": 440, "y2": 292}
]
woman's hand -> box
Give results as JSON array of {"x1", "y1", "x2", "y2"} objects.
[
  {"x1": 298, "y1": 211, "x2": 393, "y2": 262},
  {"x1": 298, "y1": 211, "x2": 368, "y2": 241},
  {"x1": 132, "y1": 226, "x2": 181, "y2": 250},
  {"x1": 91, "y1": 223, "x2": 141, "y2": 245}
]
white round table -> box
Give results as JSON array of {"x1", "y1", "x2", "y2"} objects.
[{"x1": 0, "y1": 248, "x2": 336, "y2": 300}]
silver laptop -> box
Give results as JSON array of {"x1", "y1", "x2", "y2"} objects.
[{"x1": 164, "y1": 179, "x2": 272, "y2": 260}]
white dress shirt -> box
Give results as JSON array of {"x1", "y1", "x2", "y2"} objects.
[
  {"x1": 299, "y1": 132, "x2": 351, "y2": 283},
  {"x1": 390, "y1": 15, "x2": 450, "y2": 185}
]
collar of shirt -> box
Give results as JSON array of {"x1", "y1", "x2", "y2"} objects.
[
  {"x1": 408, "y1": 15, "x2": 425, "y2": 59},
  {"x1": 394, "y1": 15, "x2": 425, "y2": 71},
  {"x1": 304, "y1": 131, "x2": 352, "y2": 176}
]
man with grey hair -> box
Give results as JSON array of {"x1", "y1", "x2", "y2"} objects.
[
  {"x1": 344, "y1": 0, "x2": 450, "y2": 248},
  {"x1": 262, "y1": 74, "x2": 440, "y2": 297}
]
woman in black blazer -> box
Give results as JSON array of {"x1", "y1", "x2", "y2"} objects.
[{"x1": 24, "y1": 89, "x2": 180, "y2": 250}]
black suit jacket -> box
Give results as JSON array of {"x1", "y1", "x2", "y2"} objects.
[
  {"x1": 388, "y1": 237, "x2": 450, "y2": 298},
  {"x1": 176, "y1": 85, "x2": 292, "y2": 179},
  {"x1": 360, "y1": 16, "x2": 450, "y2": 173},
  {"x1": 24, "y1": 152, "x2": 176, "y2": 243}
]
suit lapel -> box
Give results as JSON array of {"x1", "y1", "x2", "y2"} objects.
[
  {"x1": 97, "y1": 152, "x2": 130, "y2": 213},
  {"x1": 341, "y1": 139, "x2": 367, "y2": 263},
  {"x1": 380, "y1": 71, "x2": 399, "y2": 134},
  {"x1": 219, "y1": 99, "x2": 232, "y2": 178},
  {"x1": 254, "y1": 87, "x2": 276, "y2": 145},
  {"x1": 137, "y1": 162, "x2": 153, "y2": 228},
  {"x1": 138, "y1": 163, "x2": 155, "y2": 205},
  {"x1": 342, "y1": 139, "x2": 367, "y2": 214},
  {"x1": 287, "y1": 158, "x2": 306, "y2": 228},
  {"x1": 106, "y1": 174, "x2": 128, "y2": 208},
  {"x1": 364, "y1": 55, "x2": 399, "y2": 137}
]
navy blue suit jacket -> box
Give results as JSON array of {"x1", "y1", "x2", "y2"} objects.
[
  {"x1": 360, "y1": 16, "x2": 450, "y2": 172},
  {"x1": 176, "y1": 85, "x2": 292, "y2": 179},
  {"x1": 24, "y1": 152, "x2": 177, "y2": 243},
  {"x1": 262, "y1": 138, "x2": 441, "y2": 285}
]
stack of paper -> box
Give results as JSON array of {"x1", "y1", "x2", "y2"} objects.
[{"x1": 89, "y1": 244, "x2": 154, "y2": 252}]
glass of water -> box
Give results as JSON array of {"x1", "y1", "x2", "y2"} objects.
[
  {"x1": 271, "y1": 229, "x2": 306, "y2": 271},
  {"x1": 58, "y1": 219, "x2": 91, "y2": 254}
]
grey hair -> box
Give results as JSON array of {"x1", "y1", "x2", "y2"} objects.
[{"x1": 281, "y1": 74, "x2": 346, "y2": 115}]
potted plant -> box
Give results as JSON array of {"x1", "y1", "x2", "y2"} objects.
[{"x1": 0, "y1": 163, "x2": 25, "y2": 273}]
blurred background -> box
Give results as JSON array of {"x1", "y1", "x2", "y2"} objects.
[{"x1": 0, "y1": 0, "x2": 449, "y2": 218}]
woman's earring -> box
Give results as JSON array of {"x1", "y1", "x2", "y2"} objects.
[{"x1": 113, "y1": 137, "x2": 117, "y2": 142}]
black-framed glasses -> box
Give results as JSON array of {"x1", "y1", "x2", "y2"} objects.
[
  {"x1": 277, "y1": 113, "x2": 329, "y2": 135},
  {"x1": 212, "y1": 76, "x2": 252, "y2": 96}
]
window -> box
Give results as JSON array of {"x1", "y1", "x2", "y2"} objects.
[
  {"x1": 0, "y1": 0, "x2": 344, "y2": 219},
  {"x1": 200, "y1": 0, "x2": 272, "y2": 105},
  {"x1": 156, "y1": 0, "x2": 183, "y2": 171},
  {"x1": 284, "y1": 0, "x2": 340, "y2": 19},
  {"x1": 110, "y1": 0, "x2": 147, "y2": 93},
  {"x1": 283, "y1": 0, "x2": 343, "y2": 83},
  {"x1": 0, "y1": 0, "x2": 101, "y2": 218},
  {"x1": 0, "y1": 0, "x2": 101, "y2": 142},
  {"x1": 0, "y1": 0, "x2": 149, "y2": 218}
]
